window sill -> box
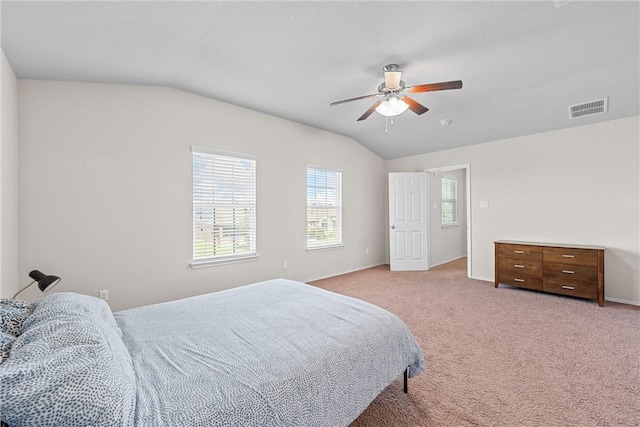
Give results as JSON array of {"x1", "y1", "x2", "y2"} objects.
[
  {"x1": 306, "y1": 244, "x2": 344, "y2": 253},
  {"x1": 190, "y1": 254, "x2": 259, "y2": 269},
  {"x1": 441, "y1": 224, "x2": 459, "y2": 229}
]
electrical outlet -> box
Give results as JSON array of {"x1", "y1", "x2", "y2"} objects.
[
  {"x1": 480, "y1": 201, "x2": 489, "y2": 208},
  {"x1": 283, "y1": 261, "x2": 288, "y2": 269},
  {"x1": 99, "y1": 290, "x2": 109, "y2": 301}
]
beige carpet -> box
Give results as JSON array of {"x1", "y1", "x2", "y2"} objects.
[{"x1": 310, "y1": 259, "x2": 640, "y2": 427}]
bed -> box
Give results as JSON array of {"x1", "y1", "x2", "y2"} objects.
[{"x1": 0, "y1": 278, "x2": 424, "y2": 427}]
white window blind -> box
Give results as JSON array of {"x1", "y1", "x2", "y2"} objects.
[
  {"x1": 442, "y1": 177, "x2": 458, "y2": 226},
  {"x1": 192, "y1": 147, "x2": 256, "y2": 264},
  {"x1": 307, "y1": 166, "x2": 342, "y2": 249}
]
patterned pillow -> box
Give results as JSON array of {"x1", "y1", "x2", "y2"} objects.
[
  {"x1": 0, "y1": 298, "x2": 34, "y2": 336},
  {"x1": 0, "y1": 331, "x2": 14, "y2": 364},
  {"x1": 30, "y1": 292, "x2": 122, "y2": 337},
  {"x1": 0, "y1": 293, "x2": 136, "y2": 427}
]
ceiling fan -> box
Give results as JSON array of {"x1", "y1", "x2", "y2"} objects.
[{"x1": 330, "y1": 64, "x2": 463, "y2": 121}]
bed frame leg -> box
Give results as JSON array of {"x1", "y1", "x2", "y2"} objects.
[{"x1": 403, "y1": 367, "x2": 408, "y2": 393}]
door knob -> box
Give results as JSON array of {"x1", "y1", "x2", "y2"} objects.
[{"x1": 391, "y1": 225, "x2": 396, "y2": 229}]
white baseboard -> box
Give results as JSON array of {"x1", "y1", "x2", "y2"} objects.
[
  {"x1": 304, "y1": 263, "x2": 385, "y2": 284},
  {"x1": 470, "y1": 275, "x2": 494, "y2": 283},
  {"x1": 604, "y1": 297, "x2": 640, "y2": 306},
  {"x1": 430, "y1": 255, "x2": 467, "y2": 269}
]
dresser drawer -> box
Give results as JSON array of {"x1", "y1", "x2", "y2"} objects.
[
  {"x1": 543, "y1": 278, "x2": 597, "y2": 300},
  {"x1": 498, "y1": 244, "x2": 542, "y2": 263},
  {"x1": 543, "y1": 262, "x2": 598, "y2": 285},
  {"x1": 543, "y1": 247, "x2": 598, "y2": 267},
  {"x1": 498, "y1": 271, "x2": 542, "y2": 291},
  {"x1": 498, "y1": 258, "x2": 542, "y2": 276}
]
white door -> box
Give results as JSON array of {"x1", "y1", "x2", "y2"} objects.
[{"x1": 389, "y1": 172, "x2": 429, "y2": 271}]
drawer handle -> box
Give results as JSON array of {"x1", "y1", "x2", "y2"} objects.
[
  {"x1": 513, "y1": 250, "x2": 525, "y2": 254},
  {"x1": 514, "y1": 264, "x2": 525, "y2": 268},
  {"x1": 562, "y1": 270, "x2": 575, "y2": 274},
  {"x1": 562, "y1": 254, "x2": 575, "y2": 258},
  {"x1": 514, "y1": 278, "x2": 525, "y2": 282},
  {"x1": 562, "y1": 286, "x2": 575, "y2": 290}
]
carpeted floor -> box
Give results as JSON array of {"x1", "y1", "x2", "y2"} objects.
[{"x1": 310, "y1": 259, "x2": 640, "y2": 427}]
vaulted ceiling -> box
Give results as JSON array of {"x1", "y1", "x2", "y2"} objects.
[{"x1": 2, "y1": 1, "x2": 638, "y2": 159}]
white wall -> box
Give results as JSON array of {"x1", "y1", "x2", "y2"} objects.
[
  {"x1": 0, "y1": 49, "x2": 20, "y2": 298},
  {"x1": 386, "y1": 116, "x2": 640, "y2": 305},
  {"x1": 14, "y1": 79, "x2": 640, "y2": 308},
  {"x1": 18, "y1": 80, "x2": 385, "y2": 311},
  {"x1": 428, "y1": 168, "x2": 467, "y2": 267}
]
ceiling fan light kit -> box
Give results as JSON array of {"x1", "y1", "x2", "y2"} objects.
[
  {"x1": 376, "y1": 97, "x2": 409, "y2": 117},
  {"x1": 330, "y1": 63, "x2": 463, "y2": 125}
]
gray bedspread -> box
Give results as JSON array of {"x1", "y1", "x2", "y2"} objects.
[{"x1": 114, "y1": 278, "x2": 424, "y2": 427}]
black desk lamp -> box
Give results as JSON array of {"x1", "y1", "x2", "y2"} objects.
[{"x1": 12, "y1": 270, "x2": 61, "y2": 299}]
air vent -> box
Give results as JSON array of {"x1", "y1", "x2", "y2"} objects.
[{"x1": 568, "y1": 98, "x2": 608, "y2": 119}]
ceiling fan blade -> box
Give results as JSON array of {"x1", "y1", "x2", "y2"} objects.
[
  {"x1": 330, "y1": 93, "x2": 380, "y2": 106},
  {"x1": 401, "y1": 96, "x2": 429, "y2": 115},
  {"x1": 357, "y1": 100, "x2": 383, "y2": 121},
  {"x1": 404, "y1": 80, "x2": 463, "y2": 94}
]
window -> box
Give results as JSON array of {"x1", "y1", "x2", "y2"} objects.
[
  {"x1": 191, "y1": 146, "x2": 256, "y2": 266},
  {"x1": 441, "y1": 177, "x2": 458, "y2": 226},
  {"x1": 307, "y1": 166, "x2": 342, "y2": 249}
]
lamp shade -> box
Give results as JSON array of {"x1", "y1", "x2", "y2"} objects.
[
  {"x1": 376, "y1": 97, "x2": 409, "y2": 117},
  {"x1": 29, "y1": 270, "x2": 61, "y2": 292},
  {"x1": 384, "y1": 71, "x2": 402, "y2": 90}
]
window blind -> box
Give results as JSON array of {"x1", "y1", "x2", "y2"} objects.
[
  {"x1": 192, "y1": 147, "x2": 256, "y2": 262},
  {"x1": 441, "y1": 177, "x2": 458, "y2": 225},
  {"x1": 306, "y1": 166, "x2": 342, "y2": 249}
]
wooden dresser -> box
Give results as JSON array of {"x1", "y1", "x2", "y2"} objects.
[{"x1": 494, "y1": 240, "x2": 605, "y2": 306}]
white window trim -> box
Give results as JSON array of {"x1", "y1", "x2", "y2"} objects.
[
  {"x1": 191, "y1": 145, "x2": 257, "y2": 267},
  {"x1": 190, "y1": 254, "x2": 259, "y2": 269},
  {"x1": 191, "y1": 145, "x2": 257, "y2": 161},
  {"x1": 306, "y1": 164, "x2": 343, "y2": 250},
  {"x1": 306, "y1": 243, "x2": 345, "y2": 253},
  {"x1": 441, "y1": 176, "x2": 458, "y2": 227},
  {"x1": 441, "y1": 224, "x2": 459, "y2": 229}
]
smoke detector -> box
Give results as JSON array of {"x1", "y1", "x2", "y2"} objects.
[{"x1": 440, "y1": 118, "x2": 451, "y2": 127}]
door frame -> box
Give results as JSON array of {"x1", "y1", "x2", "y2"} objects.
[{"x1": 425, "y1": 164, "x2": 472, "y2": 278}]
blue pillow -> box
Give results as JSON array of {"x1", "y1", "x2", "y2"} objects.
[{"x1": 0, "y1": 293, "x2": 136, "y2": 427}]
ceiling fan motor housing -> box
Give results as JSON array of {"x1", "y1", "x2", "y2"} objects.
[
  {"x1": 383, "y1": 64, "x2": 400, "y2": 73},
  {"x1": 378, "y1": 80, "x2": 406, "y2": 94}
]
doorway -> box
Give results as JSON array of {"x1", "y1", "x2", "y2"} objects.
[{"x1": 425, "y1": 164, "x2": 471, "y2": 278}]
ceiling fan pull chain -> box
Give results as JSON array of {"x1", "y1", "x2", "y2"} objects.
[{"x1": 385, "y1": 116, "x2": 389, "y2": 134}]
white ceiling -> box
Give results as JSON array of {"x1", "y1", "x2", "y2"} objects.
[{"x1": 2, "y1": 1, "x2": 638, "y2": 159}]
